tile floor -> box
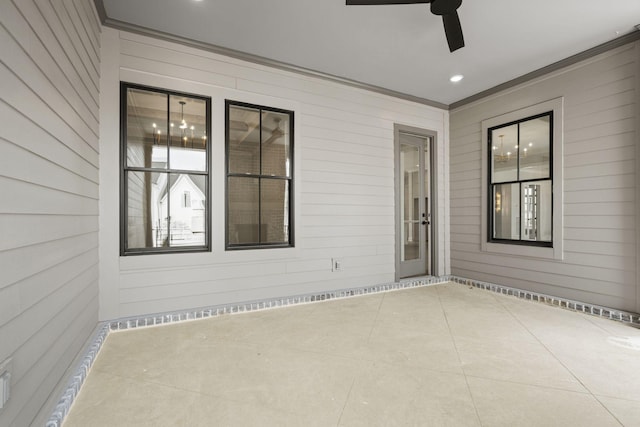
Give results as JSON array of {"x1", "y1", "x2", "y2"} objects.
[{"x1": 63, "y1": 282, "x2": 640, "y2": 426}]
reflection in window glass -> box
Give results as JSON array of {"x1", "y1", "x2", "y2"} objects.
[
  {"x1": 491, "y1": 125, "x2": 518, "y2": 183},
  {"x1": 126, "y1": 89, "x2": 168, "y2": 169},
  {"x1": 521, "y1": 180, "x2": 552, "y2": 242},
  {"x1": 168, "y1": 95, "x2": 208, "y2": 172},
  {"x1": 489, "y1": 112, "x2": 552, "y2": 245},
  {"x1": 122, "y1": 83, "x2": 210, "y2": 254},
  {"x1": 493, "y1": 183, "x2": 520, "y2": 240},
  {"x1": 261, "y1": 111, "x2": 291, "y2": 177},
  {"x1": 228, "y1": 177, "x2": 260, "y2": 245},
  {"x1": 228, "y1": 105, "x2": 260, "y2": 175},
  {"x1": 127, "y1": 171, "x2": 167, "y2": 248},
  {"x1": 519, "y1": 116, "x2": 551, "y2": 180},
  {"x1": 261, "y1": 179, "x2": 289, "y2": 244}
]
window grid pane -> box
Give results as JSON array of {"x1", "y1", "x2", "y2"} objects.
[
  {"x1": 122, "y1": 83, "x2": 210, "y2": 255},
  {"x1": 489, "y1": 112, "x2": 552, "y2": 246},
  {"x1": 226, "y1": 101, "x2": 293, "y2": 249}
]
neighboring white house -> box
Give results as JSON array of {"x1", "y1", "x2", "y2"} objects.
[{"x1": 156, "y1": 173, "x2": 206, "y2": 246}]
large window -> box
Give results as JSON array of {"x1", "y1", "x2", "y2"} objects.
[
  {"x1": 121, "y1": 83, "x2": 211, "y2": 255},
  {"x1": 489, "y1": 112, "x2": 552, "y2": 246},
  {"x1": 226, "y1": 101, "x2": 294, "y2": 249}
]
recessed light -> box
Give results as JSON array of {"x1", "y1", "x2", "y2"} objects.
[{"x1": 450, "y1": 74, "x2": 464, "y2": 83}]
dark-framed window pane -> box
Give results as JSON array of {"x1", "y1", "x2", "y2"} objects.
[
  {"x1": 168, "y1": 95, "x2": 208, "y2": 172},
  {"x1": 521, "y1": 180, "x2": 552, "y2": 242},
  {"x1": 519, "y1": 115, "x2": 551, "y2": 180},
  {"x1": 228, "y1": 177, "x2": 260, "y2": 245},
  {"x1": 228, "y1": 105, "x2": 260, "y2": 175},
  {"x1": 261, "y1": 111, "x2": 291, "y2": 177},
  {"x1": 121, "y1": 83, "x2": 210, "y2": 255},
  {"x1": 125, "y1": 89, "x2": 168, "y2": 169},
  {"x1": 226, "y1": 100, "x2": 294, "y2": 249},
  {"x1": 167, "y1": 173, "x2": 207, "y2": 247},
  {"x1": 493, "y1": 183, "x2": 520, "y2": 240},
  {"x1": 491, "y1": 124, "x2": 517, "y2": 183},
  {"x1": 126, "y1": 171, "x2": 167, "y2": 249},
  {"x1": 261, "y1": 179, "x2": 290, "y2": 244}
]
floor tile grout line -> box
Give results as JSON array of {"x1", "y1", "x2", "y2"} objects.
[
  {"x1": 591, "y1": 395, "x2": 627, "y2": 426},
  {"x1": 495, "y1": 296, "x2": 626, "y2": 426},
  {"x1": 495, "y1": 294, "x2": 593, "y2": 388},
  {"x1": 434, "y1": 285, "x2": 485, "y2": 427},
  {"x1": 366, "y1": 292, "x2": 387, "y2": 342},
  {"x1": 447, "y1": 285, "x2": 627, "y2": 426},
  {"x1": 462, "y1": 373, "x2": 590, "y2": 395},
  {"x1": 336, "y1": 376, "x2": 358, "y2": 427}
]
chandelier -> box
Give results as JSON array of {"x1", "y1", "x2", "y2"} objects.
[
  {"x1": 494, "y1": 134, "x2": 511, "y2": 163},
  {"x1": 151, "y1": 99, "x2": 207, "y2": 148}
]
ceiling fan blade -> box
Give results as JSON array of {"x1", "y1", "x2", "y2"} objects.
[
  {"x1": 346, "y1": 1, "x2": 429, "y2": 5},
  {"x1": 442, "y1": 11, "x2": 464, "y2": 52}
]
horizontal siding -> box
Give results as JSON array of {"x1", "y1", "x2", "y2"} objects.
[
  {"x1": 449, "y1": 42, "x2": 638, "y2": 312},
  {"x1": 0, "y1": 0, "x2": 100, "y2": 426},
  {"x1": 100, "y1": 29, "x2": 448, "y2": 319}
]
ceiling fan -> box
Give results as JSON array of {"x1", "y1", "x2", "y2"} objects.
[
  {"x1": 346, "y1": 0, "x2": 464, "y2": 52},
  {"x1": 264, "y1": 118, "x2": 285, "y2": 145}
]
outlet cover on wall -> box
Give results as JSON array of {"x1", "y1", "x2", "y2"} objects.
[{"x1": 332, "y1": 258, "x2": 343, "y2": 272}]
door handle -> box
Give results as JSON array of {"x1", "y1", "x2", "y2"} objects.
[{"x1": 422, "y1": 220, "x2": 429, "y2": 225}]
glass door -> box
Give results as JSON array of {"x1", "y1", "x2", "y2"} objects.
[{"x1": 397, "y1": 132, "x2": 432, "y2": 278}]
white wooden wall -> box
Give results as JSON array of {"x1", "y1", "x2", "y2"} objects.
[
  {"x1": 0, "y1": 0, "x2": 100, "y2": 426},
  {"x1": 99, "y1": 29, "x2": 450, "y2": 320},
  {"x1": 450, "y1": 42, "x2": 640, "y2": 312}
]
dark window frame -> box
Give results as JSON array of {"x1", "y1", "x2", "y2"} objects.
[
  {"x1": 120, "y1": 82, "x2": 212, "y2": 256},
  {"x1": 488, "y1": 111, "x2": 553, "y2": 247},
  {"x1": 225, "y1": 100, "x2": 295, "y2": 250}
]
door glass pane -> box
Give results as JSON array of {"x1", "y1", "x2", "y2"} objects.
[
  {"x1": 424, "y1": 143, "x2": 429, "y2": 242},
  {"x1": 493, "y1": 183, "x2": 520, "y2": 240},
  {"x1": 126, "y1": 89, "x2": 168, "y2": 168},
  {"x1": 168, "y1": 96, "x2": 207, "y2": 171},
  {"x1": 521, "y1": 180, "x2": 552, "y2": 242},
  {"x1": 519, "y1": 115, "x2": 551, "y2": 180},
  {"x1": 401, "y1": 143, "x2": 420, "y2": 261},
  {"x1": 491, "y1": 125, "x2": 518, "y2": 183},
  {"x1": 228, "y1": 177, "x2": 259, "y2": 245},
  {"x1": 228, "y1": 105, "x2": 260, "y2": 175},
  {"x1": 260, "y1": 179, "x2": 289, "y2": 244},
  {"x1": 261, "y1": 111, "x2": 291, "y2": 177},
  {"x1": 127, "y1": 171, "x2": 167, "y2": 249}
]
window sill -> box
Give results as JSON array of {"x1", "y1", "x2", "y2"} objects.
[{"x1": 481, "y1": 240, "x2": 562, "y2": 260}]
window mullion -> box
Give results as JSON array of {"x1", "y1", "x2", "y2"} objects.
[
  {"x1": 258, "y1": 109, "x2": 263, "y2": 244},
  {"x1": 165, "y1": 95, "x2": 171, "y2": 247},
  {"x1": 515, "y1": 124, "x2": 519, "y2": 242}
]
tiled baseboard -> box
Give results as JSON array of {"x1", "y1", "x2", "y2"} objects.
[
  {"x1": 46, "y1": 324, "x2": 110, "y2": 427},
  {"x1": 46, "y1": 275, "x2": 640, "y2": 426},
  {"x1": 45, "y1": 275, "x2": 448, "y2": 426},
  {"x1": 108, "y1": 275, "x2": 450, "y2": 332},
  {"x1": 449, "y1": 276, "x2": 640, "y2": 326}
]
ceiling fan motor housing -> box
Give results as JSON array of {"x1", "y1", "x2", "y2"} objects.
[{"x1": 430, "y1": 0, "x2": 462, "y2": 16}]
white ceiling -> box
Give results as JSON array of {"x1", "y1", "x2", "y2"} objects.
[{"x1": 100, "y1": 0, "x2": 640, "y2": 107}]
